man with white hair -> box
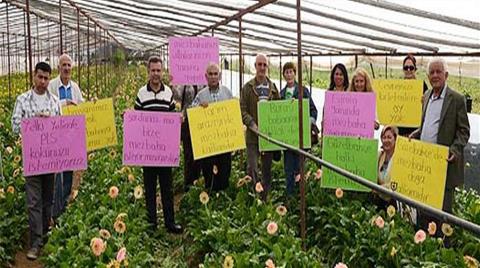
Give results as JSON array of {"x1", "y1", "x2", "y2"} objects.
[
  {"x1": 190, "y1": 63, "x2": 234, "y2": 191},
  {"x1": 410, "y1": 58, "x2": 470, "y2": 236},
  {"x1": 240, "y1": 54, "x2": 280, "y2": 200},
  {"x1": 48, "y1": 53, "x2": 84, "y2": 220}
]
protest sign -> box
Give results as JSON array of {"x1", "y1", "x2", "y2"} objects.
[
  {"x1": 169, "y1": 37, "x2": 219, "y2": 85},
  {"x1": 21, "y1": 115, "x2": 87, "y2": 176},
  {"x1": 187, "y1": 99, "x2": 246, "y2": 159},
  {"x1": 390, "y1": 136, "x2": 449, "y2": 209},
  {"x1": 323, "y1": 91, "x2": 376, "y2": 138},
  {"x1": 63, "y1": 98, "x2": 117, "y2": 151},
  {"x1": 373, "y1": 79, "x2": 423, "y2": 127},
  {"x1": 321, "y1": 136, "x2": 378, "y2": 191},
  {"x1": 257, "y1": 99, "x2": 311, "y2": 151},
  {"x1": 123, "y1": 110, "x2": 181, "y2": 167}
]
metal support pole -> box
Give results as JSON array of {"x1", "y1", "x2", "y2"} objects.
[
  {"x1": 26, "y1": 0, "x2": 33, "y2": 87},
  {"x1": 59, "y1": 0, "x2": 63, "y2": 54},
  {"x1": 238, "y1": 17, "x2": 243, "y2": 91},
  {"x1": 309, "y1": 55, "x2": 313, "y2": 92},
  {"x1": 6, "y1": 2, "x2": 12, "y2": 104},
  {"x1": 23, "y1": 12, "x2": 28, "y2": 89},
  {"x1": 355, "y1": 55, "x2": 358, "y2": 69},
  {"x1": 385, "y1": 55, "x2": 388, "y2": 78},
  {"x1": 36, "y1": 16, "x2": 39, "y2": 62},
  {"x1": 87, "y1": 18, "x2": 90, "y2": 100},
  {"x1": 279, "y1": 54, "x2": 282, "y2": 89},
  {"x1": 77, "y1": 8, "x2": 81, "y2": 85},
  {"x1": 296, "y1": 0, "x2": 306, "y2": 250},
  {"x1": 95, "y1": 25, "x2": 98, "y2": 94},
  {"x1": 103, "y1": 30, "x2": 106, "y2": 91}
]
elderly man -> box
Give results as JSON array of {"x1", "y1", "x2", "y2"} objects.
[
  {"x1": 134, "y1": 56, "x2": 182, "y2": 234},
  {"x1": 410, "y1": 58, "x2": 470, "y2": 234},
  {"x1": 240, "y1": 54, "x2": 280, "y2": 199},
  {"x1": 191, "y1": 63, "x2": 234, "y2": 191},
  {"x1": 48, "y1": 54, "x2": 84, "y2": 220},
  {"x1": 11, "y1": 62, "x2": 62, "y2": 260}
]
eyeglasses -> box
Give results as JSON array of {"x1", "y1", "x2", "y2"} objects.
[{"x1": 403, "y1": 65, "x2": 415, "y2": 71}]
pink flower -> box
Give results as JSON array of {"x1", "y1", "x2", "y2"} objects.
[
  {"x1": 255, "y1": 182, "x2": 264, "y2": 193},
  {"x1": 315, "y1": 169, "x2": 322, "y2": 180},
  {"x1": 109, "y1": 186, "x2": 119, "y2": 199},
  {"x1": 295, "y1": 174, "x2": 301, "y2": 182},
  {"x1": 335, "y1": 188, "x2": 343, "y2": 199},
  {"x1": 90, "y1": 237, "x2": 106, "y2": 256},
  {"x1": 428, "y1": 222, "x2": 437, "y2": 236},
  {"x1": 116, "y1": 247, "x2": 127, "y2": 262},
  {"x1": 267, "y1": 221, "x2": 278, "y2": 235},
  {"x1": 375, "y1": 216, "x2": 385, "y2": 229},
  {"x1": 334, "y1": 262, "x2": 348, "y2": 268},
  {"x1": 414, "y1": 230, "x2": 426, "y2": 244},
  {"x1": 265, "y1": 258, "x2": 275, "y2": 268}
]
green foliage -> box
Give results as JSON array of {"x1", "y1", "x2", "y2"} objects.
[{"x1": 1, "y1": 65, "x2": 479, "y2": 267}]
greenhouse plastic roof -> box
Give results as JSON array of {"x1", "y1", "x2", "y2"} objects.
[{"x1": 0, "y1": 0, "x2": 479, "y2": 55}]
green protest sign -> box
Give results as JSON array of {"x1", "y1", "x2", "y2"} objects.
[
  {"x1": 257, "y1": 99, "x2": 311, "y2": 151},
  {"x1": 321, "y1": 136, "x2": 378, "y2": 191}
]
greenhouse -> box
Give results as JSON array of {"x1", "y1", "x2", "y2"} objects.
[{"x1": 1, "y1": 0, "x2": 479, "y2": 267}]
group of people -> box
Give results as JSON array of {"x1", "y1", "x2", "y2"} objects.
[
  {"x1": 374, "y1": 55, "x2": 470, "y2": 237},
  {"x1": 10, "y1": 51, "x2": 470, "y2": 260},
  {"x1": 11, "y1": 54, "x2": 83, "y2": 260}
]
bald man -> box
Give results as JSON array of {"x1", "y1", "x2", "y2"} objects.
[
  {"x1": 240, "y1": 54, "x2": 280, "y2": 200},
  {"x1": 191, "y1": 63, "x2": 234, "y2": 191},
  {"x1": 48, "y1": 53, "x2": 84, "y2": 220}
]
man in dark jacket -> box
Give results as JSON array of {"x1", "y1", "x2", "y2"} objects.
[
  {"x1": 410, "y1": 58, "x2": 470, "y2": 235},
  {"x1": 240, "y1": 54, "x2": 280, "y2": 199}
]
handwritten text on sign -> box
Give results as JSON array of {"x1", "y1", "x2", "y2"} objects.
[
  {"x1": 373, "y1": 79, "x2": 423, "y2": 127},
  {"x1": 323, "y1": 91, "x2": 376, "y2": 138},
  {"x1": 390, "y1": 137, "x2": 448, "y2": 209},
  {"x1": 63, "y1": 98, "x2": 117, "y2": 151},
  {"x1": 258, "y1": 99, "x2": 311, "y2": 151},
  {"x1": 187, "y1": 99, "x2": 246, "y2": 160},
  {"x1": 321, "y1": 136, "x2": 378, "y2": 191},
  {"x1": 123, "y1": 110, "x2": 181, "y2": 167},
  {"x1": 169, "y1": 37, "x2": 219, "y2": 85},
  {"x1": 21, "y1": 116, "x2": 87, "y2": 176}
]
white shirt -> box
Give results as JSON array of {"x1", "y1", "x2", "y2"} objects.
[{"x1": 421, "y1": 84, "x2": 447, "y2": 143}]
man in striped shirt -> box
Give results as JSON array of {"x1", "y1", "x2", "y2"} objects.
[{"x1": 134, "y1": 56, "x2": 182, "y2": 234}]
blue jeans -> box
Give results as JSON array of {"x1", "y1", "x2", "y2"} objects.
[
  {"x1": 283, "y1": 150, "x2": 299, "y2": 196},
  {"x1": 52, "y1": 171, "x2": 73, "y2": 219}
]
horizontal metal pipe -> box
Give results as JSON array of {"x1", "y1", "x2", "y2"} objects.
[{"x1": 251, "y1": 127, "x2": 480, "y2": 237}]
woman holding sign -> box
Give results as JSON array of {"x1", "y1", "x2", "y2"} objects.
[
  {"x1": 399, "y1": 54, "x2": 429, "y2": 136},
  {"x1": 190, "y1": 63, "x2": 234, "y2": 191},
  {"x1": 281, "y1": 62, "x2": 318, "y2": 196},
  {"x1": 348, "y1": 68, "x2": 380, "y2": 130},
  {"x1": 375, "y1": 125, "x2": 398, "y2": 207}
]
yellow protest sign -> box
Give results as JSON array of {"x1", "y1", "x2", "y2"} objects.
[
  {"x1": 389, "y1": 136, "x2": 449, "y2": 209},
  {"x1": 187, "y1": 99, "x2": 246, "y2": 160},
  {"x1": 63, "y1": 98, "x2": 117, "y2": 151},
  {"x1": 373, "y1": 79, "x2": 423, "y2": 127}
]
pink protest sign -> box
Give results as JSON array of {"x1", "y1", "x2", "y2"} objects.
[
  {"x1": 169, "y1": 37, "x2": 219, "y2": 85},
  {"x1": 21, "y1": 115, "x2": 87, "y2": 176},
  {"x1": 323, "y1": 91, "x2": 376, "y2": 138},
  {"x1": 123, "y1": 110, "x2": 181, "y2": 167}
]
